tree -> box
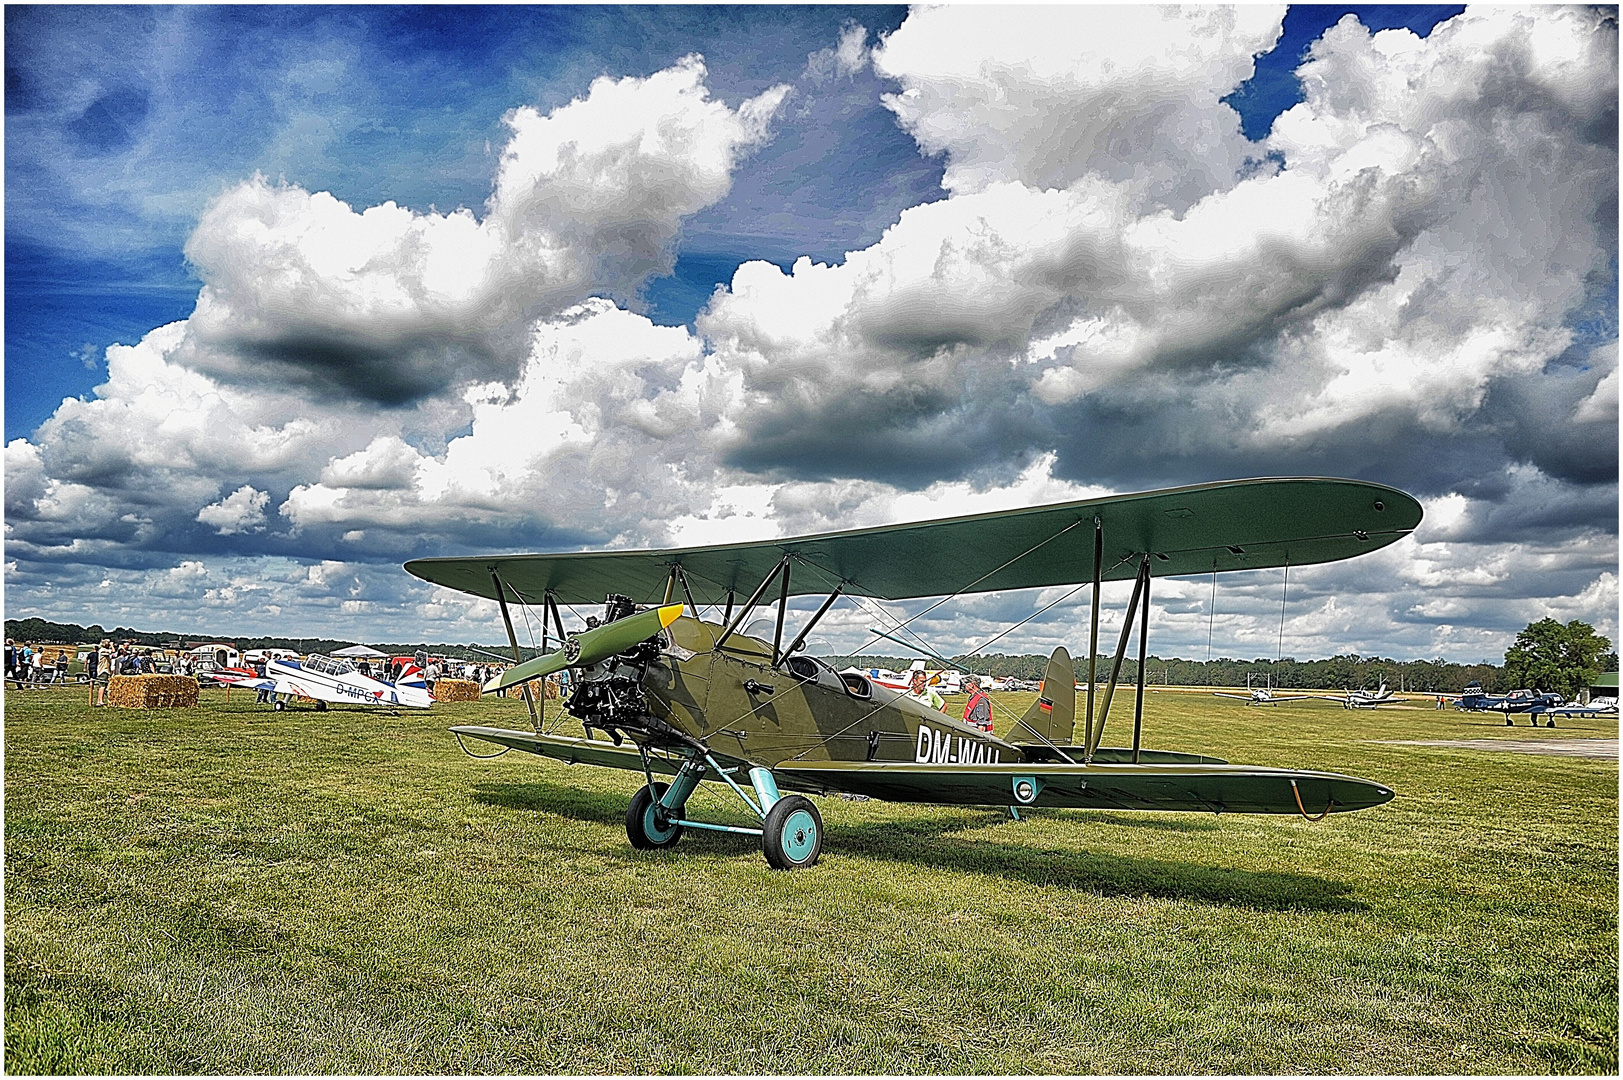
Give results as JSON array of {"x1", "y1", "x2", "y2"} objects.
[{"x1": 1503, "y1": 619, "x2": 1614, "y2": 699}]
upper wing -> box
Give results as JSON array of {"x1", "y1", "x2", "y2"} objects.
[
  {"x1": 405, "y1": 477, "x2": 1422, "y2": 604},
  {"x1": 773, "y1": 760, "x2": 1395, "y2": 815}
]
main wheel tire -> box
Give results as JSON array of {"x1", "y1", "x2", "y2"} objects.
[
  {"x1": 273, "y1": 699, "x2": 286, "y2": 711},
  {"x1": 762, "y1": 794, "x2": 823, "y2": 870},
  {"x1": 315, "y1": 700, "x2": 328, "y2": 712},
  {"x1": 1505, "y1": 716, "x2": 1514, "y2": 726},
  {"x1": 626, "y1": 783, "x2": 684, "y2": 850},
  {"x1": 1546, "y1": 718, "x2": 1556, "y2": 728}
]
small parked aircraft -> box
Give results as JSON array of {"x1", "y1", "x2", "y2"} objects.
[
  {"x1": 1340, "y1": 683, "x2": 1404, "y2": 709},
  {"x1": 405, "y1": 477, "x2": 1421, "y2": 869},
  {"x1": 1213, "y1": 674, "x2": 1312, "y2": 706},
  {"x1": 1453, "y1": 682, "x2": 1586, "y2": 726},
  {"x1": 215, "y1": 655, "x2": 433, "y2": 710}
]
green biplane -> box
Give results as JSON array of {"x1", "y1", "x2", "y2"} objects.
[{"x1": 405, "y1": 477, "x2": 1421, "y2": 869}]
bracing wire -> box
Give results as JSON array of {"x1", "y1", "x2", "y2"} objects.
[
  {"x1": 1206, "y1": 564, "x2": 1217, "y2": 663},
  {"x1": 1277, "y1": 557, "x2": 1290, "y2": 662},
  {"x1": 843, "y1": 592, "x2": 1076, "y2": 763}
]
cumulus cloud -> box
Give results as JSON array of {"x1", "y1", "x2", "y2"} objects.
[
  {"x1": 873, "y1": 6, "x2": 1284, "y2": 207},
  {"x1": 197, "y1": 485, "x2": 270, "y2": 534},
  {"x1": 178, "y1": 55, "x2": 788, "y2": 405}
]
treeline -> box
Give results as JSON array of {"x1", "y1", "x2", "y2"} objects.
[
  {"x1": 2, "y1": 618, "x2": 537, "y2": 664},
  {"x1": 8, "y1": 617, "x2": 1512, "y2": 691},
  {"x1": 826, "y1": 651, "x2": 1506, "y2": 692}
]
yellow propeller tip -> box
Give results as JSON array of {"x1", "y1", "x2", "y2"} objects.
[{"x1": 658, "y1": 603, "x2": 685, "y2": 628}]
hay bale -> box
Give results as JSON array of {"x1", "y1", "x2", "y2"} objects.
[
  {"x1": 433, "y1": 678, "x2": 481, "y2": 702},
  {"x1": 107, "y1": 674, "x2": 199, "y2": 708}
]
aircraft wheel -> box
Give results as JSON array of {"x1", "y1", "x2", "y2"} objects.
[
  {"x1": 273, "y1": 700, "x2": 286, "y2": 711},
  {"x1": 762, "y1": 795, "x2": 823, "y2": 871},
  {"x1": 1505, "y1": 717, "x2": 1514, "y2": 726},
  {"x1": 626, "y1": 783, "x2": 684, "y2": 850},
  {"x1": 315, "y1": 700, "x2": 327, "y2": 712},
  {"x1": 1546, "y1": 718, "x2": 1556, "y2": 728}
]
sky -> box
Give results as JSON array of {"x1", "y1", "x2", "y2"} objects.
[{"x1": 5, "y1": 4, "x2": 1617, "y2": 665}]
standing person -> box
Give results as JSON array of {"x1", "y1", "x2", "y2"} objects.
[
  {"x1": 962, "y1": 675, "x2": 992, "y2": 733},
  {"x1": 906, "y1": 669, "x2": 946, "y2": 712},
  {"x1": 95, "y1": 642, "x2": 113, "y2": 705},
  {"x1": 86, "y1": 642, "x2": 100, "y2": 694},
  {"x1": 3, "y1": 639, "x2": 13, "y2": 685},
  {"x1": 29, "y1": 646, "x2": 44, "y2": 686},
  {"x1": 54, "y1": 650, "x2": 70, "y2": 685}
]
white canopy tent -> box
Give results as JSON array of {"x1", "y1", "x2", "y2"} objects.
[{"x1": 331, "y1": 645, "x2": 389, "y2": 659}]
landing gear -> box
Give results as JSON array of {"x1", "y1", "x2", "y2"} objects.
[
  {"x1": 1506, "y1": 716, "x2": 1514, "y2": 726},
  {"x1": 626, "y1": 782, "x2": 685, "y2": 850},
  {"x1": 762, "y1": 794, "x2": 822, "y2": 870},
  {"x1": 1546, "y1": 718, "x2": 1556, "y2": 728},
  {"x1": 273, "y1": 699, "x2": 286, "y2": 711},
  {"x1": 315, "y1": 700, "x2": 327, "y2": 712}
]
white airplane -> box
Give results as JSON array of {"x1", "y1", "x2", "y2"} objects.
[
  {"x1": 215, "y1": 654, "x2": 433, "y2": 710},
  {"x1": 1341, "y1": 683, "x2": 1402, "y2": 709},
  {"x1": 1213, "y1": 674, "x2": 1312, "y2": 706}
]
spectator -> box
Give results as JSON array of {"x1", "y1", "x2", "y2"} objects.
[
  {"x1": 29, "y1": 647, "x2": 45, "y2": 686},
  {"x1": 54, "y1": 650, "x2": 70, "y2": 685},
  {"x1": 95, "y1": 642, "x2": 113, "y2": 705},
  {"x1": 962, "y1": 675, "x2": 992, "y2": 732},
  {"x1": 906, "y1": 669, "x2": 945, "y2": 712}
]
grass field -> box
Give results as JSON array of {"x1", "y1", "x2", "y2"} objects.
[{"x1": 6, "y1": 684, "x2": 1617, "y2": 1073}]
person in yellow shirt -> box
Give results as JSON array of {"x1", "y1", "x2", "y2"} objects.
[{"x1": 906, "y1": 669, "x2": 945, "y2": 711}]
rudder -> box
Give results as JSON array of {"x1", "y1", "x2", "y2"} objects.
[{"x1": 1016, "y1": 647, "x2": 1075, "y2": 745}]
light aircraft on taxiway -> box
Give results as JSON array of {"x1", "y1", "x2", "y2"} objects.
[
  {"x1": 404, "y1": 476, "x2": 1422, "y2": 870},
  {"x1": 1212, "y1": 674, "x2": 1313, "y2": 706}
]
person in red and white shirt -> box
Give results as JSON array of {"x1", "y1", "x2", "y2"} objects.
[{"x1": 962, "y1": 674, "x2": 992, "y2": 732}]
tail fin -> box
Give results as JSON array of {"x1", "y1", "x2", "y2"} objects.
[
  {"x1": 1016, "y1": 647, "x2": 1075, "y2": 745},
  {"x1": 395, "y1": 662, "x2": 427, "y2": 688}
]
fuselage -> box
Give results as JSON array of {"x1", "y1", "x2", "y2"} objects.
[
  {"x1": 266, "y1": 655, "x2": 433, "y2": 709},
  {"x1": 638, "y1": 615, "x2": 1010, "y2": 767}
]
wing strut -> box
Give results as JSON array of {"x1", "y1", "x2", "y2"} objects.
[
  {"x1": 770, "y1": 560, "x2": 793, "y2": 665},
  {"x1": 714, "y1": 556, "x2": 790, "y2": 652},
  {"x1": 545, "y1": 591, "x2": 567, "y2": 643},
  {"x1": 490, "y1": 569, "x2": 540, "y2": 729},
  {"x1": 1132, "y1": 560, "x2": 1151, "y2": 764},
  {"x1": 675, "y1": 566, "x2": 700, "y2": 619},
  {"x1": 780, "y1": 584, "x2": 845, "y2": 663},
  {"x1": 1088, "y1": 555, "x2": 1150, "y2": 761},
  {"x1": 1084, "y1": 516, "x2": 1103, "y2": 754}
]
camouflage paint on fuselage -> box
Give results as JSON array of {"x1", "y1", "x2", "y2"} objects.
[{"x1": 645, "y1": 616, "x2": 1014, "y2": 768}]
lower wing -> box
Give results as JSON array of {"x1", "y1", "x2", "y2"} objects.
[
  {"x1": 772, "y1": 760, "x2": 1395, "y2": 815},
  {"x1": 449, "y1": 726, "x2": 749, "y2": 775}
]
